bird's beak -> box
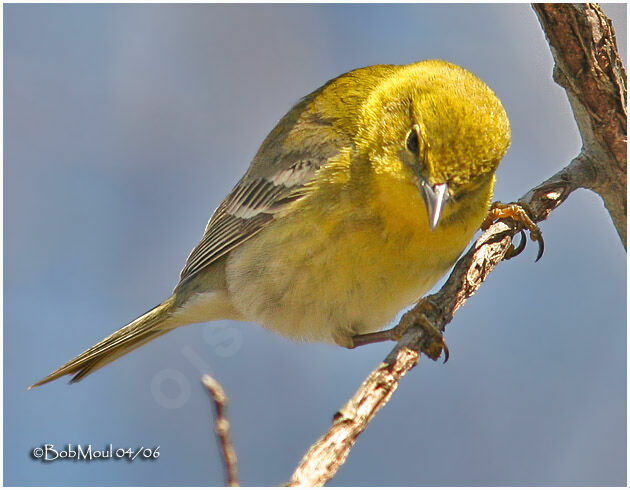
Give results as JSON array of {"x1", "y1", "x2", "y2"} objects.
[{"x1": 419, "y1": 180, "x2": 449, "y2": 231}]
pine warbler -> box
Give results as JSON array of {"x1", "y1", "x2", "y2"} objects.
[{"x1": 31, "y1": 59, "x2": 510, "y2": 387}]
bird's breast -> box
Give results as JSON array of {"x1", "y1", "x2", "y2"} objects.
[{"x1": 224, "y1": 176, "x2": 484, "y2": 345}]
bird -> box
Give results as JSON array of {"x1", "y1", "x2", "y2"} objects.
[{"x1": 30, "y1": 59, "x2": 510, "y2": 388}]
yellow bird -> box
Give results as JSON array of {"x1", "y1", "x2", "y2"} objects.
[{"x1": 31, "y1": 59, "x2": 510, "y2": 388}]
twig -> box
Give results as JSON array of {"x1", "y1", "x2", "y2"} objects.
[
  {"x1": 202, "y1": 374, "x2": 239, "y2": 487},
  {"x1": 288, "y1": 4, "x2": 625, "y2": 486}
]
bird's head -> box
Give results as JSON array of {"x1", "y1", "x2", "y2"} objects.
[{"x1": 356, "y1": 60, "x2": 511, "y2": 229}]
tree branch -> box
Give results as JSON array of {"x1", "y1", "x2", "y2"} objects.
[
  {"x1": 288, "y1": 4, "x2": 626, "y2": 486},
  {"x1": 533, "y1": 3, "x2": 627, "y2": 246}
]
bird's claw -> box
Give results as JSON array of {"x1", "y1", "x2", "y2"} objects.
[
  {"x1": 505, "y1": 230, "x2": 527, "y2": 260},
  {"x1": 481, "y1": 201, "x2": 544, "y2": 262},
  {"x1": 414, "y1": 312, "x2": 449, "y2": 363}
]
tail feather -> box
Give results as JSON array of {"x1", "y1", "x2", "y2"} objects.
[{"x1": 29, "y1": 297, "x2": 177, "y2": 388}]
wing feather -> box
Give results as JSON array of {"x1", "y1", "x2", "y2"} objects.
[{"x1": 178, "y1": 161, "x2": 320, "y2": 284}]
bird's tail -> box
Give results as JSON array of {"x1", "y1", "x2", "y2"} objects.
[{"x1": 29, "y1": 297, "x2": 178, "y2": 388}]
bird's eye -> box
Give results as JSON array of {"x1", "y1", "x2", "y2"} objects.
[{"x1": 406, "y1": 126, "x2": 420, "y2": 155}]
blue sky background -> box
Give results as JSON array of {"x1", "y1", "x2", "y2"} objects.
[{"x1": 4, "y1": 3, "x2": 626, "y2": 486}]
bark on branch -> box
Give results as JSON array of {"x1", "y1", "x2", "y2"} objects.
[
  {"x1": 533, "y1": 3, "x2": 627, "y2": 246},
  {"x1": 288, "y1": 4, "x2": 626, "y2": 486}
]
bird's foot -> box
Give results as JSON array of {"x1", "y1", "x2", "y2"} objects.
[
  {"x1": 481, "y1": 201, "x2": 544, "y2": 261},
  {"x1": 349, "y1": 300, "x2": 449, "y2": 362}
]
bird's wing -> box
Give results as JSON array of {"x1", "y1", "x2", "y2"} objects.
[
  {"x1": 176, "y1": 77, "x2": 353, "y2": 286},
  {"x1": 178, "y1": 158, "x2": 322, "y2": 283}
]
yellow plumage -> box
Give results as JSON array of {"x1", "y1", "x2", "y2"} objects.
[{"x1": 31, "y1": 59, "x2": 510, "y2": 387}]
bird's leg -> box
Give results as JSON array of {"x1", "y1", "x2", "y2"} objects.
[
  {"x1": 481, "y1": 201, "x2": 544, "y2": 261},
  {"x1": 350, "y1": 300, "x2": 449, "y2": 362}
]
